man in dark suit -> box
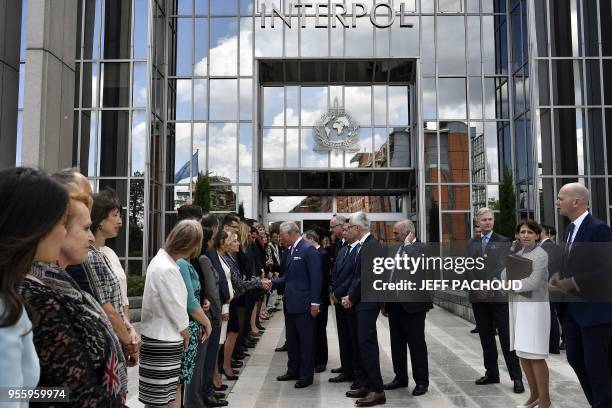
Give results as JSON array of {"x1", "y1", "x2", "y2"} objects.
[
  {"x1": 382, "y1": 220, "x2": 433, "y2": 397},
  {"x1": 329, "y1": 218, "x2": 358, "y2": 385},
  {"x1": 303, "y1": 229, "x2": 332, "y2": 373},
  {"x1": 539, "y1": 224, "x2": 563, "y2": 354},
  {"x1": 266, "y1": 221, "x2": 323, "y2": 388},
  {"x1": 328, "y1": 215, "x2": 349, "y2": 377},
  {"x1": 550, "y1": 183, "x2": 612, "y2": 408},
  {"x1": 341, "y1": 211, "x2": 387, "y2": 407},
  {"x1": 467, "y1": 207, "x2": 523, "y2": 393}
]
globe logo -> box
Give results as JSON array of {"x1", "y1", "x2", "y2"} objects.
[{"x1": 313, "y1": 98, "x2": 359, "y2": 152}]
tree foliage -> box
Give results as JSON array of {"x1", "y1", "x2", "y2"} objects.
[
  {"x1": 193, "y1": 172, "x2": 211, "y2": 212},
  {"x1": 494, "y1": 164, "x2": 517, "y2": 238}
]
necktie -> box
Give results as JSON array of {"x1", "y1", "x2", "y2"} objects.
[
  {"x1": 481, "y1": 235, "x2": 489, "y2": 252},
  {"x1": 564, "y1": 223, "x2": 575, "y2": 253}
]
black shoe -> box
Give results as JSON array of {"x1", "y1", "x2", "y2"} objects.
[
  {"x1": 559, "y1": 341, "x2": 566, "y2": 350},
  {"x1": 222, "y1": 368, "x2": 238, "y2": 381},
  {"x1": 383, "y1": 378, "x2": 408, "y2": 390},
  {"x1": 256, "y1": 323, "x2": 266, "y2": 331},
  {"x1": 513, "y1": 380, "x2": 525, "y2": 394},
  {"x1": 275, "y1": 344, "x2": 288, "y2": 352},
  {"x1": 329, "y1": 373, "x2": 354, "y2": 383},
  {"x1": 213, "y1": 384, "x2": 228, "y2": 391},
  {"x1": 295, "y1": 378, "x2": 313, "y2": 388},
  {"x1": 412, "y1": 384, "x2": 428, "y2": 396},
  {"x1": 247, "y1": 335, "x2": 260, "y2": 343},
  {"x1": 470, "y1": 326, "x2": 479, "y2": 334},
  {"x1": 204, "y1": 396, "x2": 229, "y2": 407},
  {"x1": 277, "y1": 373, "x2": 298, "y2": 381},
  {"x1": 331, "y1": 367, "x2": 343, "y2": 374},
  {"x1": 346, "y1": 387, "x2": 368, "y2": 398},
  {"x1": 314, "y1": 364, "x2": 326, "y2": 373},
  {"x1": 350, "y1": 380, "x2": 361, "y2": 390},
  {"x1": 231, "y1": 360, "x2": 243, "y2": 368},
  {"x1": 245, "y1": 342, "x2": 256, "y2": 348},
  {"x1": 475, "y1": 375, "x2": 500, "y2": 385},
  {"x1": 549, "y1": 348, "x2": 560, "y2": 354},
  {"x1": 213, "y1": 391, "x2": 226, "y2": 399},
  {"x1": 233, "y1": 353, "x2": 245, "y2": 360}
]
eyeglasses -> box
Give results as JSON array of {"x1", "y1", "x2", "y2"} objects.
[
  {"x1": 329, "y1": 224, "x2": 340, "y2": 230},
  {"x1": 347, "y1": 224, "x2": 359, "y2": 230}
]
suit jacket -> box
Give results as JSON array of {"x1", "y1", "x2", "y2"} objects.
[
  {"x1": 329, "y1": 240, "x2": 347, "y2": 294},
  {"x1": 198, "y1": 254, "x2": 222, "y2": 327},
  {"x1": 272, "y1": 238, "x2": 323, "y2": 314},
  {"x1": 317, "y1": 246, "x2": 332, "y2": 306},
  {"x1": 332, "y1": 244, "x2": 358, "y2": 300},
  {"x1": 560, "y1": 213, "x2": 612, "y2": 326},
  {"x1": 206, "y1": 248, "x2": 231, "y2": 304},
  {"x1": 384, "y1": 242, "x2": 433, "y2": 314},
  {"x1": 539, "y1": 239, "x2": 562, "y2": 279},
  {"x1": 466, "y1": 232, "x2": 511, "y2": 302},
  {"x1": 277, "y1": 248, "x2": 289, "y2": 296},
  {"x1": 347, "y1": 234, "x2": 386, "y2": 310}
]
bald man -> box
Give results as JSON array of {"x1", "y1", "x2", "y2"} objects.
[{"x1": 552, "y1": 182, "x2": 612, "y2": 408}]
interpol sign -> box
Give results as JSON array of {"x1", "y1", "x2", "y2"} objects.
[
  {"x1": 313, "y1": 99, "x2": 360, "y2": 153},
  {"x1": 259, "y1": 2, "x2": 415, "y2": 29}
]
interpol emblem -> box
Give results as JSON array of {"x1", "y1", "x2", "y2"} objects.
[{"x1": 313, "y1": 98, "x2": 360, "y2": 152}]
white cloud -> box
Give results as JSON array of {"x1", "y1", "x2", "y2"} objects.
[{"x1": 208, "y1": 123, "x2": 237, "y2": 181}]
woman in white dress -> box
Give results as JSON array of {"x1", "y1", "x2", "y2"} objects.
[{"x1": 502, "y1": 219, "x2": 551, "y2": 408}]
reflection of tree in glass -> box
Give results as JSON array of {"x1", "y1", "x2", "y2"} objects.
[
  {"x1": 492, "y1": 165, "x2": 516, "y2": 238},
  {"x1": 129, "y1": 173, "x2": 144, "y2": 257}
]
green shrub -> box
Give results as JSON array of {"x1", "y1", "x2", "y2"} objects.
[{"x1": 127, "y1": 275, "x2": 146, "y2": 297}]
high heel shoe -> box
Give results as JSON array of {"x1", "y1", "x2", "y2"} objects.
[
  {"x1": 516, "y1": 399, "x2": 538, "y2": 408},
  {"x1": 213, "y1": 384, "x2": 228, "y2": 391},
  {"x1": 222, "y1": 368, "x2": 239, "y2": 381}
]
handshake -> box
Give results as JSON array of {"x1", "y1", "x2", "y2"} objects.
[{"x1": 260, "y1": 278, "x2": 273, "y2": 291}]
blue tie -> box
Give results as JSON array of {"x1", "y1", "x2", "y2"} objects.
[{"x1": 481, "y1": 235, "x2": 489, "y2": 251}]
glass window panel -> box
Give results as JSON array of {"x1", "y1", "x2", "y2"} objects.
[
  {"x1": 133, "y1": 62, "x2": 147, "y2": 108},
  {"x1": 239, "y1": 123, "x2": 253, "y2": 182},
  {"x1": 102, "y1": 0, "x2": 131, "y2": 59},
  {"x1": 373, "y1": 86, "x2": 386, "y2": 126},
  {"x1": 240, "y1": 78, "x2": 252, "y2": 120},
  {"x1": 102, "y1": 63, "x2": 130, "y2": 108},
  {"x1": 484, "y1": 122, "x2": 499, "y2": 182},
  {"x1": 484, "y1": 77, "x2": 497, "y2": 119},
  {"x1": 286, "y1": 128, "x2": 299, "y2": 167},
  {"x1": 373, "y1": 127, "x2": 388, "y2": 168},
  {"x1": 515, "y1": 116, "x2": 527, "y2": 180},
  {"x1": 269, "y1": 196, "x2": 329, "y2": 213},
  {"x1": 128, "y1": 178, "x2": 145, "y2": 256},
  {"x1": 441, "y1": 212, "x2": 470, "y2": 244},
  {"x1": 173, "y1": 123, "x2": 192, "y2": 182},
  {"x1": 133, "y1": 0, "x2": 148, "y2": 59},
  {"x1": 425, "y1": 185, "x2": 440, "y2": 242},
  {"x1": 100, "y1": 110, "x2": 130, "y2": 177},
  {"x1": 194, "y1": 18, "x2": 209, "y2": 76},
  {"x1": 481, "y1": 16, "x2": 497, "y2": 74},
  {"x1": 193, "y1": 123, "x2": 207, "y2": 175},
  {"x1": 389, "y1": 127, "x2": 411, "y2": 167},
  {"x1": 301, "y1": 18, "x2": 329, "y2": 57},
  {"x1": 286, "y1": 86, "x2": 299, "y2": 126},
  {"x1": 301, "y1": 128, "x2": 328, "y2": 168},
  {"x1": 241, "y1": 0, "x2": 254, "y2": 14},
  {"x1": 301, "y1": 87, "x2": 327, "y2": 126},
  {"x1": 80, "y1": 111, "x2": 98, "y2": 177},
  {"x1": 174, "y1": 79, "x2": 193, "y2": 120},
  {"x1": 551, "y1": 59, "x2": 579, "y2": 106},
  {"x1": 176, "y1": 18, "x2": 193, "y2": 75},
  {"x1": 345, "y1": 18, "x2": 373, "y2": 57},
  {"x1": 238, "y1": 186, "x2": 253, "y2": 218},
  {"x1": 553, "y1": 108, "x2": 583, "y2": 175},
  {"x1": 438, "y1": 78, "x2": 467, "y2": 119},
  {"x1": 240, "y1": 17, "x2": 253, "y2": 75},
  {"x1": 440, "y1": 122, "x2": 469, "y2": 182},
  {"x1": 262, "y1": 128, "x2": 284, "y2": 168},
  {"x1": 83, "y1": 0, "x2": 101, "y2": 59},
  {"x1": 346, "y1": 128, "x2": 373, "y2": 168},
  {"x1": 209, "y1": 79, "x2": 238, "y2": 120},
  {"x1": 194, "y1": 79, "x2": 208, "y2": 120},
  {"x1": 438, "y1": 0, "x2": 462, "y2": 12},
  {"x1": 263, "y1": 87, "x2": 284, "y2": 126},
  {"x1": 424, "y1": 125, "x2": 438, "y2": 182},
  {"x1": 470, "y1": 122, "x2": 485, "y2": 184},
  {"x1": 195, "y1": 0, "x2": 208, "y2": 15},
  {"x1": 390, "y1": 16, "x2": 418, "y2": 57},
  {"x1": 209, "y1": 123, "x2": 237, "y2": 182},
  {"x1": 602, "y1": 0, "x2": 612, "y2": 56},
  {"x1": 469, "y1": 77, "x2": 483, "y2": 119},
  {"x1": 345, "y1": 87, "x2": 371, "y2": 126},
  {"x1": 421, "y1": 0, "x2": 434, "y2": 13},
  {"x1": 536, "y1": 109, "x2": 553, "y2": 175},
  {"x1": 421, "y1": 16, "x2": 435, "y2": 74},
  {"x1": 210, "y1": 18, "x2": 238, "y2": 76},
  {"x1": 604, "y1": 60, "x2": 612, "y2": 105},
  {"x1": 388, "y1": 86, "x2": 408, "y2": 125},
  {"x1": 514, "y1": 75, "x2": 525, "y2": 116},
  {"x1": 549, "y1": 0, "x2": 574, "y2": 57},
  {"x1": 585, "y1": 59, "x2": 601, "y2": 106},
  {"x1": 210, "y1": 185, "x2": 237, "y2": 212},
  {"x1": 80, "y1": 63, "x2": 98, "y2": 109},
  {"x1": 467, "y1": 16, "x2": 481, "y2": 75},
  {"x1": 131, "y1": 110, "x2": 147, "y2": 175},
  {"x1": 177, "y1": 0, "x2": 192, "y2": 14},
  {"x1": 211, "y1": 0, "x2": 237, "y2": 14},
  {"x1": 467, "y1": 0, "x2": 479, "y2": 13},
  {"x1": 607, "y1": 109, "x2": 612, "y2": 178},
  {"x1": 423, "y1": 77, "x2": 436, "y2": 119},
  {"x1": 255, "y1": 17, "x2": 283, "y2": 57},
  {"x1": 437, "y1": 16, "x2": 466, "y2": 75}
]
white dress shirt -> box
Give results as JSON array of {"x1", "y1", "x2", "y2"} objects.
[
  {"x1": 140, "y1": 249, "x2": 189, "y2": 342},
  {"x1": 568, "y1": 210, "x2": 589, "y2": 246}
]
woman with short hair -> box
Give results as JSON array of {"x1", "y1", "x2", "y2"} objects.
[{"x1": 139, "y1": 219, "x2": 203, "y2": 408}]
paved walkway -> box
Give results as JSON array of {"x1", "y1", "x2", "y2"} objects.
[{"x1": 127, "y1": 306, "x2": 587, "y2": 407}]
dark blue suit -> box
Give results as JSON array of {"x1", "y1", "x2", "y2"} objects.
[
  {"x1": 206, "y1": 249, "x2": 231, "y2": 304},
  {"x1": 331, "y1": 242, "x2": 358, "y2": 379},
  {"x1": 315, "y1": 246, "x2": 331, "y2": 367},
  {"x1": 272, "y1": 238, "x2": 323, "y2": 381},
  {"x1": 346, "y1": 234, "x2": 386, "y2": 393},
  {"x1": 559, "y1": 213, "x2": 612, "y2": 407}
]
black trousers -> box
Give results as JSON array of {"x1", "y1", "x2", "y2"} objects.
[
  {"x1": 550, "y1": 302, "x2": 561, "y2": 352},
  {"x1": 471, "y1": 302, "x2": 522, "y2": 381},
  {"x1": 335, "y1": 303, "x2": 354, "y2": 377},
  {"x1": 356, "y1": 307, "x2": 384, "y2": 393},
  {"x1": 388, "y1": 305, "x2": 429, "y2": 386},
  {"x1": 345, "y1": 308, "x2": 364, "y2": 384},
  {"x1": 314, "y1": 305, "x2": 329, "y2": 367}
]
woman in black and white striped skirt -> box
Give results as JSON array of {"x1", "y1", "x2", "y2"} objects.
[{"x1": 139, "y1": 220, "x2": 203, "y2": 407}]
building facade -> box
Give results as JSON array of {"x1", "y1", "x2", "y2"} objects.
[{"x1": 1, "y1": 0, "x2": 611, "y2": 274}]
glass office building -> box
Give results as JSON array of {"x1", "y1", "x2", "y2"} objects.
[{"x1": 6, "y1": 0, "x2": 612, "y2": 274}]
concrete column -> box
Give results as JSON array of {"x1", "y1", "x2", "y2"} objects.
[
  {"x1": 21, "y1": 0, "x2": 78, "y2": 173},
  {"x1": 0, "y1": 0, "x2": 22, "y2": 168}
]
